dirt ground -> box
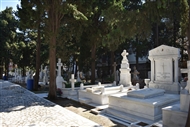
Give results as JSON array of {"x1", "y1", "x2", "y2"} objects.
[{"x1": 47, "y1": 97, "x2": 127, "y2": 127}]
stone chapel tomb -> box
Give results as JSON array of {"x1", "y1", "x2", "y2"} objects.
[{"x1": 148, "y1": 45, "x2": 181, "y2": 94}]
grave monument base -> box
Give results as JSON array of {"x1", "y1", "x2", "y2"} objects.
[
  {"x1": 162, "y1": 103, "x2": 188, "y2": 127},
  {"x1": 162, "y1": 93, "x2": 190, "y2": 127},
  {"x1": 149, "y1": 81, "x2": 180, "y2": 94},
  {"x1": 103, "y1": 88, "x2": 179, "y2": 124}
]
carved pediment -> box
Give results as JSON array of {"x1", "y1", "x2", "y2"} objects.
[{"x1": 149, "y1": 45, "x2": 180, "y2": 57}]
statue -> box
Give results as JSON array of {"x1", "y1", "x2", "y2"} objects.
[{"x1": 132, "y1": 66, "x2": 140, "y2": 80}]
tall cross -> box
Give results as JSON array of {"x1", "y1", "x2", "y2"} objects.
[
  {"x1": 161, "y1": 62, "x2": 167, "y2": 79},
  {"x1": 57, "y1": 58, "x2": 62, "y2": 76},
  {"x1": 162, "y1": 63, "x2": 166, "y2": 73},
  {"x1": 70, "y1": 74, "x2": 76, "y2": 91}
]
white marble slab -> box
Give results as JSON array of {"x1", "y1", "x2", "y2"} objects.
[
  {"x1": 127, "y1": 88, "x2": 165, "y2": 99},
  {"x1": 162, "y1": 103, "x2": 188, "y2": 127},
  {"x1": 103, "y1": 92, "x2": 179, "y2": 123}
]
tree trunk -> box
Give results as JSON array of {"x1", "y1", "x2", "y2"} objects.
[
  {"x1": 91, "y1": 43, "x2": 96, "y2": 84},
  {"x1": 47, "y1": 2, "x2": 58, "y2": 99},
  {"x1": 34, "y1": 25, "x2": 41, "y2": 91},
  {"x1": 48, "y1": 36, "x2": 57, "y2": 100}
]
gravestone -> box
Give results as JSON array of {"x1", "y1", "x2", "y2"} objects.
[
  {"x1": 69, "y1": 74, "x2": 77, "y2": 97},
  {"x1": 56, "y1": 58, "x2": 66, "y2": 88},
  {"x1": 148, "y1": 45, "x2": 181, "y2": 94},
  {"x1": 119, "y1": 50, "x2": 132, "y2": 86}
]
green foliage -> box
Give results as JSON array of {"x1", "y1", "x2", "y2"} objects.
[
  {"x1": 179, "y1": 0, "x2": 189, "y2": 35},
  {"x1": 0, "y1": 7, "x2": 18, "y2": 75}
]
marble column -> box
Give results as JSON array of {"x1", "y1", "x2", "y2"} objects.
[
  {"x1": 174, "y1": 58, "x2": 179, "y2": 83},
  {"x1": 149, "y1": 58, "x2": 155, "y2": 82}
]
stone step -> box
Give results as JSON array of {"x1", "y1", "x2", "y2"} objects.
[{"x1": 78, "y1": 97, "x2": 92, "y2": 104}]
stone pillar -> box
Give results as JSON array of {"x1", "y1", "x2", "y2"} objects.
[
  {"x1": 149, "y1": 58, "x2": 155, "y2": 82},
  {"x1": 174, "y1": 58, "x2": 179, "y2": 83},
  {"x1": 186, "y1": 61, "x2": 190, "y2": 93}
]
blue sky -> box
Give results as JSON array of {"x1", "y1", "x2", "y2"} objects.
[{"x1": 0, "y1": 0, "x2": 20, "y2": 11}]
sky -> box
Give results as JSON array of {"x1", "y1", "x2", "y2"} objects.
[{"x1": 0, "y1": 0, "x2": 20, "y2": 11}]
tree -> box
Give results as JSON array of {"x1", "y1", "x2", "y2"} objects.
[
  {"x1": 0, "y1": 7, "x2": 18, "y2": 78},
  {"x1": 17, "y1": 0, "x2": 45, "y2": 90}
]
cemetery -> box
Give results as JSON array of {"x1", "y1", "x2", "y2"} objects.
[
  {"x1": 1, "y1": 1, "x2": 190, "y2": 126},
  {"x1": 2, "y1": 45, "x2": 190, "y2": 126}
]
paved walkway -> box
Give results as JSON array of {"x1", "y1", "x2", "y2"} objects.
[{"x1": 0, "y1": 80, "x2": 101, "y2": 127}]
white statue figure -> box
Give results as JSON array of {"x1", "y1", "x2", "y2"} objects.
[{"x1": 132, "y1": 66, "x2": 140, "y2": 80}]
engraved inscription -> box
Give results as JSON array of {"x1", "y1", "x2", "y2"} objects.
[{"x1": 155, "y1": 59, "x2": 172, "y2": 82}]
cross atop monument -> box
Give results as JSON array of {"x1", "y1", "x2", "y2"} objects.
[
  {"x1": 57, "y1": 58, "x2": 62, "y2": 76},
  {"x1": 121, "y1": 50, "x2": 128, "y2": 62}
]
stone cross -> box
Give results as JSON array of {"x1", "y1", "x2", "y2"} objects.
[
  {"x1": 57, "y1": 58, "x2": 62, "y2": 76},
  {"x1": 70, "y1": 74, "x2": 76, "y2": 91},
  {"x1": 121, "y1": 50, "x2": 128, "y2": 62},
  {"x1": 112, "y1": 62, "x2": 117, "y2": 81}
]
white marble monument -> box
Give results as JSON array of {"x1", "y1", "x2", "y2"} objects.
[
  {"x1": 162, "y1": 61, "x2": 190, "y2": 127},
  {"x1": 78, "y1": 83, "x2": 135, "y2": 106},
  {"x1": 148, "y1": 45, "x2": 181, "y2": 94},
  {"x1": 119, "y1": 50, "x2": 132, "y2": 86},
  {"x1": 56, "y1": 58, "x2": 66, "y2": 89},
  {"x1": 101, "y1": 47, "x2": 180, "y2": 125}
]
